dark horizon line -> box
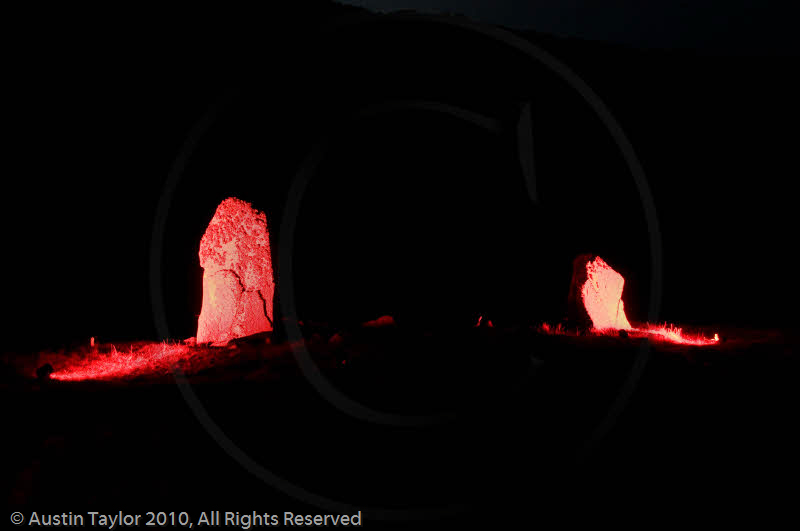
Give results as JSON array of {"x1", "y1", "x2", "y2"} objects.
[{"x1": 334, "y1": 1, "x2": 800, "y2": 58}]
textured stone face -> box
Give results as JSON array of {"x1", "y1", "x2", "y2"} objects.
[
  {"x1": 567, "y1": 254, "x2": 631, "y2": 331},
  {"x1": 196, "y1": 197, "x2": 274, "y2": 344}
]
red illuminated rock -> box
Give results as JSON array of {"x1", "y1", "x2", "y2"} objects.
[
  {"x1": 196, "y1": 197, "x2": 275, "y2": 344},
  {"x1": 567, "y1": 254, "x2": 631, "y2": 331},
  {"x1": 362, "y1": 315, "x2": 396, "y2": 328}
]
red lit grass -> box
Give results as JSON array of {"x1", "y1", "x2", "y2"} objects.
[
  {"x1": 38, "y1": 318, "x2": 718, "y2": 383},
  {"x1": 632, "y1": 323, "x2": 719, "y2": 346},
  {"x1": 539, "y1": 321, "x2": 719, "y2": 346},
  {"x1": 36, "y1": 337, "x2": 309, "y2": 383},
  {"x1": 48, "y1": 341, "x2": 194, "y2": 381}
]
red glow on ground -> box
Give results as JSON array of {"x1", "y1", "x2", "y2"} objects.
[
  {"x1": 632, "y1": 323, "x2": 720, "y2": 346},
  {"x1": 539, "y1": 321, "x2": 720, "y2": 346},
  {"x1": 49, "y1": 342, "x2": 193, "y2": 381}
]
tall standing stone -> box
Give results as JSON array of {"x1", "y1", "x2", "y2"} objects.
[{"x1": 196, "y1": 197, "x2": 275, "y2": 344}]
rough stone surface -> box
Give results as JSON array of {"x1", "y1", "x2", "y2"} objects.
[
  {"x1": 196, "y1": 197, "x2": 274, "y2": 344},
  {"x1": 567, "y1": 254, "x2": 632, "y2": 331}
]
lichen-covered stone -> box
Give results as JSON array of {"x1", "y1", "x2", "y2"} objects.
[{"x1": 196, "y1": 198, "x2": 274, "y2": 344}]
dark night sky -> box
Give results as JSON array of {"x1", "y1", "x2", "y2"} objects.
[
  {"x1": 3, "y1": 2, "x2": 797, "y2": 353},
  {"x1": 342, "y1": 0, "x2": 799, "y2": 55}
]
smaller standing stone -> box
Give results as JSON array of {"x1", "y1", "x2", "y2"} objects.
[{"x1": 567, "y1": 254, "x2": 632, "y2": 331}]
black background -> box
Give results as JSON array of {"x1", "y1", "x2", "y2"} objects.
[
  {"x1": 5, "y1": 4, "x2": 796, "y2": 352},
  {"x1": 3, "y1": 2, "x2": 798, "y2": 523}
]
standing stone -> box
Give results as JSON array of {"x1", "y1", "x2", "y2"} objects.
[
  {"x1": 567, "y1": 254, "x2": 632, "y2": 331},
  {"x1": 196, "y1": 197, "x2": 275, "y2": 344}
]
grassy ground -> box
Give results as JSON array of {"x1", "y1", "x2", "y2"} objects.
[{"x1": 2, "y1": 324, "x2": 797, "y2": 524}]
